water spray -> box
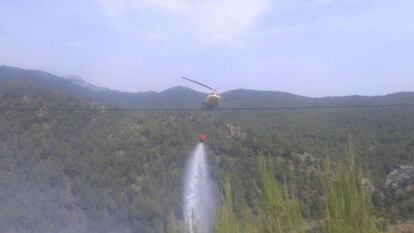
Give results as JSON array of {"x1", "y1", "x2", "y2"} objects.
[{"x1": 183, "y1": 142, "x2": 215, "y2": 233}]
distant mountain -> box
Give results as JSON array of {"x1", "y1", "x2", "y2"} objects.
[
  {"x1": 223, "y1": 89, "x2": 414, "y2": 108},
  {"x1": 1, "y1": 65, "x2": 414, "y2": 109},
  {"x1": 0, "y1": 65, "x2": 116, "y2": 101},
  {"x1": 63, "y1": 75, "x2": 110, "y2": 92},
  {"x1": 0, "y1": 65, "x2": 206, "y2": 108}
]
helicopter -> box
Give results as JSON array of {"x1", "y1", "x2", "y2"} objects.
[{"x1": 182, "y1": 77, "x2": 221, "y2": 109}]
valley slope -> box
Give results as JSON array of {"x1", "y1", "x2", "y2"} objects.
[{"x1": 1, "y1": 66, "x2": 414, "y2": 233}]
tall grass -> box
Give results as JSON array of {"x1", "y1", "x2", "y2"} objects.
[
  {"x1": 213, "y1": 157, "x2": 304, "y2": 233},
  {"x1": 212, "y1": 144, "x2": 384, "y2": 233},
  {"x1": 166, "y1": 209, "x2": 180, "y2": 233},
  {"x1": 256, "y1": 157, "x2": 304, "y2": 233},
  {"x1": 321, "y1": 143, "x2": 381, "y2": 233},
  {"x1": 160, "y1": 209, "x2": 180, "y2": 233},
  {"x1": 214, "y1": 177, "x2": 240, "y2": 233}
]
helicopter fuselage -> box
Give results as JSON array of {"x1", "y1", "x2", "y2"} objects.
[{"x1": 204, "y1": 91, "x2": 221, "y2": 109}]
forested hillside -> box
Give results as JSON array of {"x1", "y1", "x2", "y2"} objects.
[{"x1": 1, "y1": 67, "x2": 414, "y2": 232}]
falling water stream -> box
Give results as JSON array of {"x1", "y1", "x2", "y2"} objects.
[{"x1": 183, "y1": 143, "x2": 215, "y2": 233}]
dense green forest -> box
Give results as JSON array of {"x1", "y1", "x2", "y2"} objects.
[{"x1": 1, "y1": 67, "x2": 414, "y2": 232}]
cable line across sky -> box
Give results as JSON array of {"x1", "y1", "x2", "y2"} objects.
[{"x1": 1, "y1": 103, "x2": 414, "y2": 113}]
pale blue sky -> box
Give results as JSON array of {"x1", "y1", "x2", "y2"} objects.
[{"x1": 0, "y1": 0, "x2": 413, "y2": 96}]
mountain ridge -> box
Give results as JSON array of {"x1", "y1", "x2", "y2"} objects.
[
  {"x1": 1, "y1": 65, "x2": 414, "y2": 109},
  {"x1": 2, "y1": 65, "x2": 413, "y2": 98}
]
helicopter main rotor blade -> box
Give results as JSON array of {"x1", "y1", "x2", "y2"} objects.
[{"x1": 182, "y1": 77, "x2": 214, "y2": 90}]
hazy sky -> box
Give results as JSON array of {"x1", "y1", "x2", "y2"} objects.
[{"x1": 0, "y1": 0, "x2": 413, "y2": 96}]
